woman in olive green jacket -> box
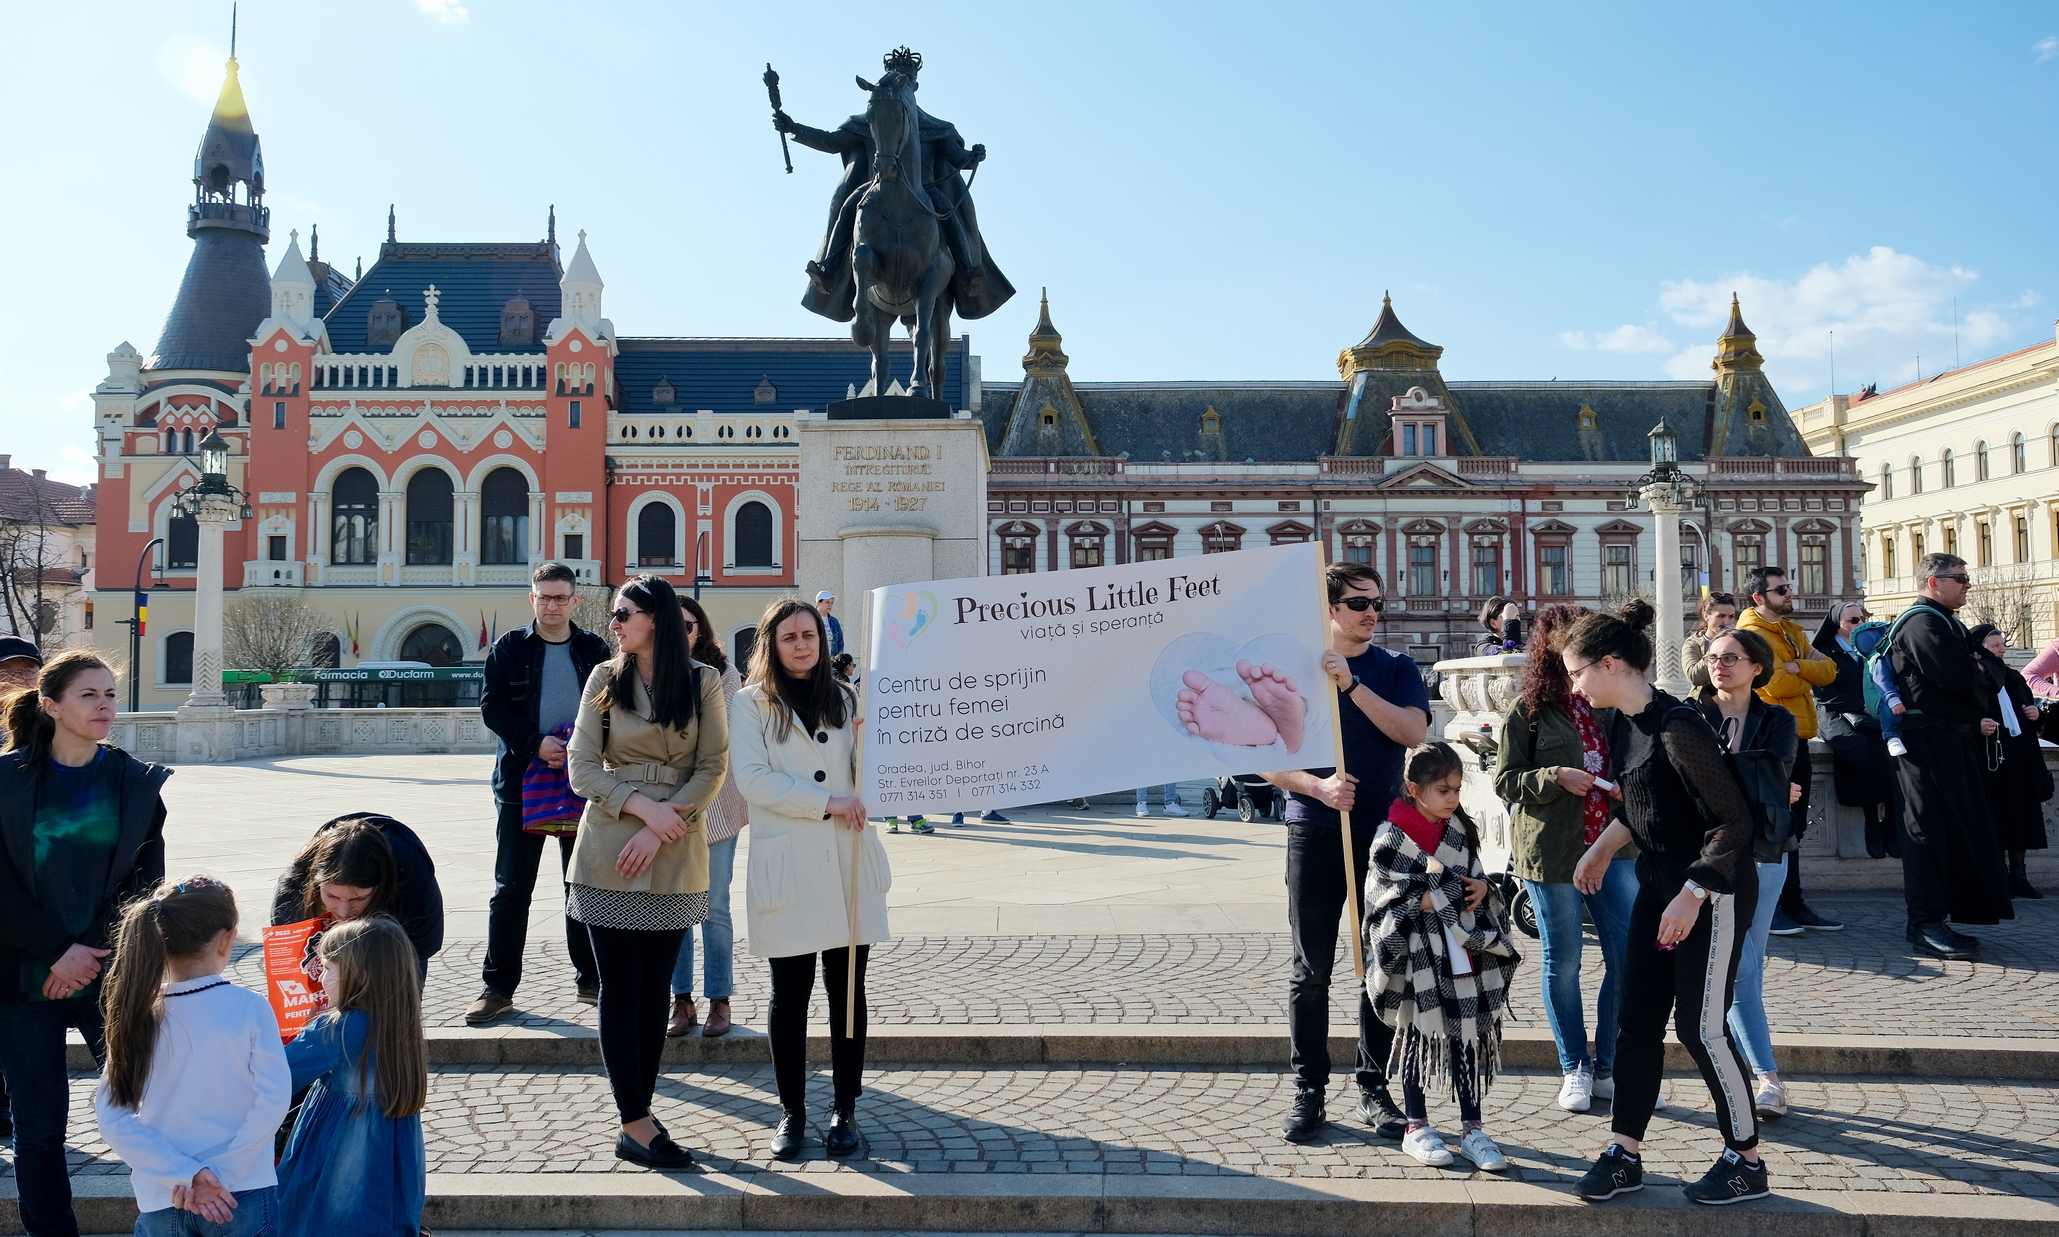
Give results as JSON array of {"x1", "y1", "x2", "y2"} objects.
[{"x1": 1491, "y1": 604, "x2": 1639, "y2": 1116}]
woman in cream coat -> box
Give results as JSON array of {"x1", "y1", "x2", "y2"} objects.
[
  {"x1": 565, "y1": 574, "x2": 727, "y2": 1171},
  {"x1": 731, "y1": 597, "x2": 889, "y2": 1161}
]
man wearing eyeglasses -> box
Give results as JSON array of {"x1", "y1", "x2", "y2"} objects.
[
  {"x1": 1259, "y1": 561, "x2": 1429, "y2": 1145},
  {"x1": 1885, "y1": 553, "x2": 2014, "y2": 958},
  {"x1": 472, "y1": 561, "x2": 612, "y2": 1023},
  {"x1": 1736, "y1": 566, "x2": 1843, "y2": 933}
]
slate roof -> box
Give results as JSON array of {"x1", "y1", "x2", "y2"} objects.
[
  {"x1": 149, "y1": 230, "x2": 272, "y2": 372},
  {"x1": 613, "y1": 337, "x2": 969, "y2": 418},
  {"x1": 0, "y1": 468, "x2": 95, "y2": 526},
  {"x1": 322, "y1": 242, "x2": 562, "y2": 355},
  {"x1": 1447, "y1": 381, "x2": 1724, "y2": 461},
  {"x1": 993, "y1": 381, "x2": 1344, "y2": 464},
  {"x1": 1354, "y1": 297, "x2": 1436, "y2": 351}
]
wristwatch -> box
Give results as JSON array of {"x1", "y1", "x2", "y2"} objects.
[
  {"x1": 1682, "y1": 879, "x2": 1709, "y2": 901},
  {"x1": 1341, "y1": 674, "x2": 1361, "y2": 694}
]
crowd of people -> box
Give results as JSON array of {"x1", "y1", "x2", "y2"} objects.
[{"x1": 0, "y1": 550, "x2": 2049, "y2": 1231}]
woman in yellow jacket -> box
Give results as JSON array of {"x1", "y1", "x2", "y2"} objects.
[
  {"x1": 1736, "y1": 567, "x2": 1842, "y2": 931},
  {"x1": 565, "y1": 574, "x2": 728, "y2": 1170}
]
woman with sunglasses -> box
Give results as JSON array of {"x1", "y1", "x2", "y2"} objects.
[
  {"x1": 1560, "y1": 600, "x2": 1770, "y2": 1206},
  {"x1": 730, "y1": 597, "x2": 887, "y2": 1161},
  {"x1": 1810, "y1": 601, "x2": 1900, "y2": 859},
  {"x1": 564, "y1": 574, "x2": 728, "y2": 1169},
  {"x1": 667, "y1": 594, "x2": 748, "y2": 1038}
]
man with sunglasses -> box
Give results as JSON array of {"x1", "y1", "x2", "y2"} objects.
[
  {"x1": 1258, "y1": 562, "x2": 1429, "y2": 1144},
  {"x1": 1885, "y1": 553, "x2": 2014, "y2": 958},
  {"x1": 472, "y1": 562, "x2": 612, "y2": 1023},
  {"x1": 1736, "y1": 566, "x2": 1842, "y2": 933}
]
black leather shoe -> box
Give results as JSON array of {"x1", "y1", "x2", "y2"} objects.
[
  {"x1": 1943, "y1": 925, "x2": 1980, "y2": 949},
  {"x1": 1354, "y1": 1085, "x2": 1407, "y2": 1140},
  {"x1": 1281, "y1": 1086, "x2": 1326, "y2": 1143},
  {"x1": 1911, "y1": 923, "x2": 1976, "y2": 960},
  {"x1": 615, "y1": 1129, "x2": 695, "y2": 1170},
  {"x1": 770, "y1": 1109, "x2": 807, "y2": 1160},
  {"x1": 2012, "y1": 868, "x2": 2043, "y2": 900},
  {"x1": 826, "y1": 1105, "x2": 862, "y2": 1157}
]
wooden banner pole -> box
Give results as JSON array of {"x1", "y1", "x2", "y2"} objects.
[{"x1": 1317, "y1": 553, "x2": 1367, "y2": 983}]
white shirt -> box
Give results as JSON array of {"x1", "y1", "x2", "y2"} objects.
[{"x1": 94, "y1": 976, "x2": 292, "y2": 1213}]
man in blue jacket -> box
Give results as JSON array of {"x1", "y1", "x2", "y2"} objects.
[{"x1": 469, "y1": 562, "x2": 611, "y2": 1024}]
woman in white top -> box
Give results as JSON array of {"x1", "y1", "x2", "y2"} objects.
[
  {"x1": 730, "y1": 598, "x2": 889, "y2": 1161},
  {"x1": 669, "y1": 594, "x2": 749, "y2": 1038}
]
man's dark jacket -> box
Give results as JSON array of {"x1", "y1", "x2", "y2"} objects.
[
  {"x1": 481, "y1": 621, "x2": 611, "y2": 804},
  {"x1": 0, "y1": 746, "x2": 169, "y2": 1002},
  {"x1": 1889, "y1": 597, "x2": 1987, "y2": 729}
]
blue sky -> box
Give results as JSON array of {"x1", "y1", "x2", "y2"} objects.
[{"x1": 6, "y1": 1, "x2": 2057, "y2": 483}]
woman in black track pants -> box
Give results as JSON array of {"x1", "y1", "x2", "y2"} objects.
[{"x1": 1554, "y1": 599, "x2": 1770, "y2": 1207}]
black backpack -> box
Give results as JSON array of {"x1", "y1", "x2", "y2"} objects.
[{"x1": 1668, "y1": 704, "x2": 1794, "y2": 865}]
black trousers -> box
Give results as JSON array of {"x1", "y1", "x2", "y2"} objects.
[
  {"x1": 1779, "y1": 744, "x2": 1813, "y2": 912},
  {"x1": 1285, "y1": 823, "x2": 1393, "y2": 1094},
  {"x1": 1611, "y1": 859, "x2": 1759, "y2": 1153},
  {"x1": 768, "y1": 946, "x2": 870, "y2": 1113},
  {"x1": 1897, "y1": 725, "x2": 2013, "y2": 928},
  {"x1": 586, "y1": 923, "x2": 687, "y2": 1124},
  {"x1": 482, "y1": 798, "x2": 597, "y2": 996},
  {"x1": 0, "y1": 996, "x2": 104, "y2": 1237}
]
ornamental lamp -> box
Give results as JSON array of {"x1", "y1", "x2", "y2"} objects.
[
  {"x1": 1648, "y1": 419, "x2": 1679, "y2": 467},
  {"x1": 199, "y1": 430, "x2": 230, "y2": 483}
]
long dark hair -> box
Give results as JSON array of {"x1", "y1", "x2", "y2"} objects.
[
  {"x1": 1516, "y1": 604, "x2": 1588, "y2": 718},
  {"x1": 677, "y1": 594, "x2": 729, "y2": 673},
  {"x1": 289, "y1": 817, "x2": 398, "y2": 922},
  {"x1": 1555, "y1": 598, "x2": 1657, "y2": 673},
  {"x1": 102, "y1": 876, "x2": 240, "y2": 1110},
  {"x1": 2, "y1": 649, "x2": 116, "y2": 773},
  {"x1": 595, "y1": 574, "x2": 697, "y2": 731},
  {"x1": 746, "y1": 597, "x2": 850, "y2": 740},
  {"x1": 318, "y1": 914, "x2": 426, "y2": 1119},
  {"x1": 1402, "y1": 741, "x2": 1480, "y2": 855}
]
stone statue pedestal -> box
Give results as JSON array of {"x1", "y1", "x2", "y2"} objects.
[
  {"x1": 797, "y1": 413, "x2": 988, "y2": 660},
  {"x1": 827, "y1": 395, "x2": 953, "y2": 421}
]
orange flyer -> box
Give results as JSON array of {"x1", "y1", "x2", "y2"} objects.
[{"x1": 262, "y1": 916, "x2": 332, "y2": 1045}]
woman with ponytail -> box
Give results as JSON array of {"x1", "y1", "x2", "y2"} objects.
[
  {"x1": 1555, "y1": 601, "x2": 1770, "y2": 1206},
  {"x1": 0, "y1": 650, "x2": 168, "y2": 1237},
  {"x1": 94, "y1": 877, "x2": 291, "y2": 1235}
]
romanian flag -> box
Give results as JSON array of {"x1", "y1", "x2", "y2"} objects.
[
  {"x1": 134, "y1": 591, "x2": 149, "y2": 637},
  {"x1": 346, "y1": 613, "x2": 360, "y2": 658},
  {"x1": 478, "y1": 613, "x2": 490, "y2": 652}
]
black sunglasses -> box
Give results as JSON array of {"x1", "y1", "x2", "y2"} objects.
[
  {"x1": 1764, "y1": 585, "x2": 1793, "y2": 596},
  {"x1": 610, "y1": 607, "x2": 648, "y2": 623},
  {"x1": 1935, "y1": 574, "x2": 1971, "y2": 586},
  {"x1": 1336, "y1": 596, "x2": 1385, "y2": 612}
]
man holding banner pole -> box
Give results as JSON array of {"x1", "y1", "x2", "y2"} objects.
[{"x1": 1260, "y1": 562, "x2": 1429, "y2": 1144}]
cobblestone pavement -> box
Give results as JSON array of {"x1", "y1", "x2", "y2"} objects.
[
  {"x1": 39, "y1": 1065, "x2": 2059, "y2": 1197},
  {"x1": 221, "y1": 894, "x2": 2059, "y2": 1037}
]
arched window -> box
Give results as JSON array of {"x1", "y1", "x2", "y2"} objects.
[
  {"x1": 310, "y1": 632, "x2": 341, "y2": 668},
  {"x1": 399, "y1": 623, "x2": 462, "y2": 666},
  {"x1": 331, "y1": 467, "x2": 378, "y2": 565},
  {"x1": 1879, "y1": 464, "x2": 1893, "y2": 501},
  {"x1": 638, "y1": 502, "x2": 677, "y2": 568},
  {"x1": 167, "y1": 511, "x2": 199, "y2": 569},
  {"x1": 479, "y1": 468, "x2": 529, "y2": 565},
  {"x1": 1909, "y1": 456, "x2": 1923, "y2": 495},
  {"x1": 164, "y1": 632, "x2": 194, "y2": 684},
  {"x1": 1975, "y1": 441, "x2": 1989, "y2": 480},
  {"x1": 1941, "y1": 450, "x2": 1955, "y2": 487},
  {"x1": 733, "y1": 627, "x2": 757, "y2": 671},
  {"x1": 2011, "y1": 432, "x2": 2027, "y2": 473},
  {"x1": 734, "y1": 501, "x2": 774, "y2": 566},
  {"x1": 405, "y1": 469, "x2": 454, "y2": 565}
]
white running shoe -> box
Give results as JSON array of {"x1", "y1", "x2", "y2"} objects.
[
  {"x1": 1590, "y1": 1073, "x2": 1614, "y2": 1100},
  {"x1": 1887, "y1": 737, "x2": 1908, "y2": 757},
  {"x1": 1456, "y1": 1128, "x2": 1510, "y2": 1172},
  {"x1": 1402, "y1": 1125, "x2": 1454, "y2": 1166},
  {"x1": 1754, "y1": 1076, "x2": 1789, "y2": 1119},
  {"x1": 1655, "y1": 1085, "x2": 1668, "y2": 1111},
  {"x1": 1161, "y1": 801, "x2": 1191, "y2": 818},
  {"x1": 1557, "y1": 1064, "x2": 1594, "y2": 1112},
  {"x1": 1135, "y1": 805, "x2": 1151, "y2": 817}
]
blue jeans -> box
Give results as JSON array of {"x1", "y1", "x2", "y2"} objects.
[
  {"x1": 1134, "y1": 785, "x2": 1177, "y2": 807},
  {"x1": 135, "y1": 1188, "x2": 277, "y2": 1236},
  {"x1": 0, "y1": 995, "x2": 105, "y2": 1237},
  {"x1": 1522, "y1": 858, "x2": 1637, "y2": 1076},
  {"x1": 671, "y1": 835, "x2": 737, "y2": 999},
  {"x1": 1726, "y1": 855, "x2": 1788, "y2": 1076}
]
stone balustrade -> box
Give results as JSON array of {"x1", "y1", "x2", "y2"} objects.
[{"x1": 107, "y1": 706, "x2": 497, "y2": 764}]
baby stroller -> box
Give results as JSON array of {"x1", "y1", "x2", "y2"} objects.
[{"x1": 1202, "y1": 773, "x2": 1285, "y2": 822}]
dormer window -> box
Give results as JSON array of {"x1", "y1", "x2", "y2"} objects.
[
  {"x1": 652, "y1": 377, "x2": 677, "y2": 406},
  {"x1": 1747, "y1": 397, "x2": 1767, "y2": 423},
  {"x1": 366, "y1": 294, "x2": 408, "y2": 347},
  {"x1": 499, "y1": 297, "x2": 537, "y2": 346},
  {"x1": 753, "y1": 377, "x2": 778, "y2": 404},
  {"x1": 1200, "y1": 407, "x2": 1222, "y2": 434},
  {"x1": 1039, "y1": 404, "x2": 1058, "y2": 428},
  {"x1": 1578, "y1": 403, "x2": 1598, "y2": 430}
]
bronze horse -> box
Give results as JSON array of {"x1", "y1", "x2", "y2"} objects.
[{"x1": 850, "y1": 71, "x2": 953, "y2": 401}]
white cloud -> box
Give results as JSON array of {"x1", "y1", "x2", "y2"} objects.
[
  {"x1": 2036, "y1": 36, "x2": 2058, "y2": 64},
  {"x1": 1647, "y1": 247, "x2": 2016, "y2": 392},
  {"x1": 1559, "y1": 324, "x2": 1673, "y2": 353},
  {"x1": 415, "y1": 0, "x2": 470, "y2": 22},
  {"x1": 157, "y1": 35, "x2": 227, "y2": 104}
]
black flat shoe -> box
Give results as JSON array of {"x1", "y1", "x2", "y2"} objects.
[
  {"x1": 2012, "y1": 869, "x2": 2043, "y2": 900},
  {"x1": 1911, "y1": 923, "x2": 1976, "y2": 960},
  {"x1": 615, "y1": 1129, "x2": 695, "y2": 1170},
  {"x1": 770, "y1": 1109, "x2": 807, "y2": 1160},
  {"x1": 826, "y1": 1105, "x2": 863, "y2": 1157}
]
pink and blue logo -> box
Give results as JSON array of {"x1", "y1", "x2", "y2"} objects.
[{"x1": 884, "y1": 590, "x2": 938, "y2": 648}]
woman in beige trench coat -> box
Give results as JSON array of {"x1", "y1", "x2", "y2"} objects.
[
  {"x1": 731, "y1": 598, "x2": 888, "y2": 1161},
  {"x1": 566, "y1": 574, "x2": 727, "y2": 1170}
]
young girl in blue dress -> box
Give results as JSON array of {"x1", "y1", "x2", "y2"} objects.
[{"x1": 277, "y1": 914, "x2": 427, "y2": 1237}]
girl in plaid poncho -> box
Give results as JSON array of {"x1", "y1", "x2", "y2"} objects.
[{"x1": 1365, "y1": 742, "x2": 1522, "y2": 1170}]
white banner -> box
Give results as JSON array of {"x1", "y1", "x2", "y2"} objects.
[{"x1": 862, "y1": 542, "x2": 1338, "y2": 816}]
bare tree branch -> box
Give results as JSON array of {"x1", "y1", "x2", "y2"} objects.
[{"x1": 221, "y1": 595, "x2": 339, "y2": 677}]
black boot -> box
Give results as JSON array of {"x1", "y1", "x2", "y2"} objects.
[
  {"x1": 825, "y1": 1104, "x2": 862, "y2": 1157},
  {"x1": 2012, "y1": 863, "x2": 2044, "y2": 900},
  {"x1": 1864, "y1": 813, "x2": 1888, "y2": 860},
  {"x1": 769, "y1": 1109, "x2": 807, "y2": 1160}
]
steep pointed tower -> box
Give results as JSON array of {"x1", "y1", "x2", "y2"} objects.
[
  {"x1": 1707, "y1": 294, "x2": 1807, "y2": 458},
  {"x1": 1332, "y1": 294, "x2": 1472, "y2": 457},
  {"x1": 998, "y1": 291, "x2": 1098, "y2": 457},
  {"x1": 149, "y1": 55, "x2": 271, "y2": 371}
]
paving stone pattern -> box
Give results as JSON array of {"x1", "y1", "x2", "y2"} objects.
[
  {"x1": 37, "y1": 1065, "x2": 2059, "y2": 1197},
  {"x1": 221, "y1": 895, "x2": 2059, "y2": 1037}
]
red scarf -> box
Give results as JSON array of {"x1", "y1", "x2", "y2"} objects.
[
  {"x1": 1386, "y1": 798, "x2": 1450, "y2": 856},
  {"x1": 1567, "y1": 695, "x2": 1610, "y2": 844}
]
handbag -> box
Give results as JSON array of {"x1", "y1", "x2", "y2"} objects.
[{"x1": 521, "y1": 723, "x2": 583, "y2": 835}]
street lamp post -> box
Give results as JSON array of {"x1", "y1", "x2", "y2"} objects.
[
  {"x1": 1625, "y1": 419, "x2": 1706, "y2": 696},
  {"x1": 117, "y1": 538, "x2": 167, "y2": 713},
  {"x1": 169, "y1": 431, "x2": 254, "y2": 712}
]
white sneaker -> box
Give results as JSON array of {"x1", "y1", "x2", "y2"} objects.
[
  {"x1": 1402, "y1": 1125, "x2": 1454, "y2": 1166},
  {"x1": 1590, "y1": 1073, "x2": 1614, "y2": 1100},
  {"x1": 1557, "y1": 1064, "x2": 1594, "y2": 1112},
  {"x1": 1135, "y1": 805, "x2": 1151, "y2": 817},
  {"x1": 1456, "y1": 1128, "x2": 1510, "y2": 1172},
  {"x1": 1160, "y1": 801, "x2": 1190, "y2": 818},
  {"x1": 1654, "y1": 1085, "x2": 1668, "y2": 1111},
  {"x1": 1887, "y1": 737, "x2": 1908, "y2": 757},
  {"x1": 1753, "y1": 1076, "x2": 1788, "y2": 1119}
]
